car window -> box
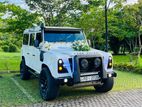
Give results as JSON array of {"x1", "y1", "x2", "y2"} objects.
[
  {"x1": 34, "y1": 33, "x2": 42, "y2": 47},
  {"x1": 30, "y1": 34, "x2": 35, "y2": 46},
  {"x1": 23, "y1": 34, "x2": 29, "y2": 45},
  {"x1": 44, "y1": 31, "x2": 85, "y2": 42},
  {"x1": 36, "y1": 33, "x2": 42, "y2": 43}
]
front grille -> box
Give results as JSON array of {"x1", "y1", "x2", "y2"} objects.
[{"x1": 79, "y1": 57, "x2": 102, "y2": 73}]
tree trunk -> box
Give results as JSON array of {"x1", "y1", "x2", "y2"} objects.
[{"x1": 136, "y1": 16, "x2": 142, "y2": 65}]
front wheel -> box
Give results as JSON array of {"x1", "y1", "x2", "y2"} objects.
[
  {"x1": 39, "y1": 67, "x2": 59, "y2": 101},
  {"x1": 94, "y1": 77, "x2": 114, "y2": 92}
]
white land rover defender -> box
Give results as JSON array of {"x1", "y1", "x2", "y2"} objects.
[{"x1": 20, "y1": 24, "x2": 117, "y2": 101}]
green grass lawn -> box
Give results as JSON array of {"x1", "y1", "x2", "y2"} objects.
[
  {"x1": 113, "y1": 54, "x2": 141, "y2": 65},
  {"x1": 1, "y1": 71, "x2": 142, "y2": 106},
  {"x1": 113, "y1": 55, "x2": 130, "y2": 64},
  {"x1": 0, "y1": 52, "x2": 20, "y2": 71}
]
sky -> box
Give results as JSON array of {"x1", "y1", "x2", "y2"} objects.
[
  {"x1": 0, "y1": 0, "x2": 139, "y2": 10},
  {"x1": 0, "y1": 0, "x2": 29, "y2": 9}
]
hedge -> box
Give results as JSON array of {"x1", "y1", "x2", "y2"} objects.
[{"x1": 114, "y1": 63, "x2": 142, "y2": 74}]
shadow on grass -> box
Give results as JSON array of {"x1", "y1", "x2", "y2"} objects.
[
  {"x1": 59, "y1": 87, "x2": 98, "y2": 100},
  {"x1": 13, "y1": 74, "x2": 100, "y2": 100}
]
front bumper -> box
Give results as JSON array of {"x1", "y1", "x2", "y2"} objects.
[
  {"x1": 57, "y1": 71, "x2": 117, "y2": 87},
  {"x1": 57, "y1": 55, "x2": 117, "y2": 86},
  {"x1": 107, "y1": 72, "x2": 117, "y2": 77}
]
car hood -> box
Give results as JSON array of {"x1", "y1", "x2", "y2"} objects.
[{"x1": 48, "y1": 44, "x2": 106, "y2": 58}]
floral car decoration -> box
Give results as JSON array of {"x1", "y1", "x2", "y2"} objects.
[
  {"x1": 72, "y1": 40, "x2": 90, "y2": 51},
  {"x1": 39, "y1": 41, "x2": 51, "y2": 51}
]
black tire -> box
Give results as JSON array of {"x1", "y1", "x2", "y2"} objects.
[
  {"x1": 39, "y1": 67, "x2": 59, "y2": 101},
  {"x1": 20, "y1": 59, "x2": 31, "y2": 80},
  {"x1": 94, "y1": 77, "x2": 114, "y2": 92}
]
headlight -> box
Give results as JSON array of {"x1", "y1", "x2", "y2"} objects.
[
  {"x1": 58, "y1": 59, "x2": 63, "y2": 64},
  {"x1": 81, "y1": 59, "x2": 89, "y2": 69},
  {"x1": 58, "y1": 59, "x2": 68, "y2": 73},
  {"x1": 94, "y1": 58, "x2": 101, "y2": 68}
]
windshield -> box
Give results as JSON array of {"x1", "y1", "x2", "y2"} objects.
[{"x1": 44, "y1": 31, "x2": 85, "y2": 42}]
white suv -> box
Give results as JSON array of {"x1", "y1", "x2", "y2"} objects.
[{"x1": 20, "y1": 24, "x2": 117, "y2": 101}]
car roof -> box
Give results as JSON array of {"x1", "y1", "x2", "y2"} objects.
[
  {"x1": 45, "y1": 26, "x2": 82, "y2": 31},
  {"x1": 23, "y1": 26, "x2": 82, "y2": 34}
]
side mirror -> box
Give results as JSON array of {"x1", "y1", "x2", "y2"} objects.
[{"x1": 87, "y1": 39, "x2": 91, "y2": 47}]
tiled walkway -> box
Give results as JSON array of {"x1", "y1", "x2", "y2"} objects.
[{"x1": 19, "y1": 89, "x2": 142, "y2": 107}]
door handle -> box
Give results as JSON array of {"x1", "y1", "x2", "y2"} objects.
[
  {"x1": 32, "y1": 54, "x2": 35, "y2": 56},
  {"x1": 27, "y1": 53, "x2": 30, "y2": 55}
]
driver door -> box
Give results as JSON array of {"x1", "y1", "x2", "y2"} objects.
[{"x1": 32, "y1": 33, "x2": 42, "y2": 73}]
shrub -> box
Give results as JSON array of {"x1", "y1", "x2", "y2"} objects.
[
  {"x1": 9, "y1": 44, "x2": 18, "y2": 52},
  {"x1": 1, "y1": 44, "x2": 18, "y2": 52},
  {"x1": 1, "y1": 45, "x2": 9, "y2": 52},
  {"x1": 0, "y1": 47, "x2": 3, "y2": 52},
  {"x1": 114, "y1": 63, "x2": 142, "y2": 74}
]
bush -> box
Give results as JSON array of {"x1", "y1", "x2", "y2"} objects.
[
  {"x1": 0, "y1": 47, "x2": 3, "y2": 52},
  {"x1": 1, "y1": 45, "x2": 9, "y2": 52},
  {"x1": 1, "y1": 44, "x2": 18, "y2": 52},
  {"x1": 9, "y1": 44, "x2": 18, "y2": 52},
  {"x1": 114, "y1": 63, "x2": 142, "y2": 74}
]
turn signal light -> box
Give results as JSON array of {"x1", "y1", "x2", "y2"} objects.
[
  {"x1": 59, "y1": 66, "x2": 63, "y2": 71},
  {"x1": 108, "y1": 57, "x2": 113, "y2": 68}
]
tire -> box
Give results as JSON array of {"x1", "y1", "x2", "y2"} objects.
[
  {"x1": 20, "y1": 59, "x2": 31, "y2": 80},
  {"x1": 94, "y1": 77, "x2": 114, "y2": 92},
  {"x1": 39, "y1": 67, "x2": 59, "y2": 101}
]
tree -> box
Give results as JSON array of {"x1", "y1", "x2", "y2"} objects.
[
  {"x1": 0, "y1": 3, "x2": 39, "y2": 34},
  {"x1": 25, "y1": 0, "x2": 83, "y2": 26},
  {"x1": 0, "y1": 2, "x2": 39, "y2": 50}
]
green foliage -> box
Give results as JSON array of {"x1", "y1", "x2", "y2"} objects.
[
  {"x1": 0, "y1": 33, "x2": 20, "y2": 52},
  {"x1": 0, "y1": 0, "x2": 141, "y2": 54},
  {"x1": 0, "y1": 2, "x2": 41, "y2": 50},
  {"x1": 25, "y1": 0, "x2": 83, "y2": 26},
  {"x1": 114, "y1": 63, "x2": 142, "y2": 74},
  {"x1": 1, "y1": 45, "x2": 9, "y2": 52},
  {"x1": 0, "y1": 3, "x2": 39, "y2": 34},
  {"x1": 9, "y1": 43, "x2": 18, "y2": 52},
  {"x1": 1, "y1": 43, "x2": 18, "y2": 52},
  {"x1": 114, "y1": 55, "x2": 142, "y2": 74},
  {"x1": 109, "y1": 36, "x2": 122, "y2": 54},
  {"x1": 134, "y1": 47, "x2": 140, "y2": 53}
]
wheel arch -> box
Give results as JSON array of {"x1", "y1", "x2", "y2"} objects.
[
  {"x1": 22, "y1": 56, "x2": 26, "y2": 65},
  {"x1": 41, "y1": 64, "x2": 53, "y2": 77},
  {"x1": 22, "y1": 56, "x2": 25, "y2": 60}
]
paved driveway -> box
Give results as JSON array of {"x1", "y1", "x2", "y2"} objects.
[{"x1": 19, "y1": 89, "x2": 142, "y2": 107}]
